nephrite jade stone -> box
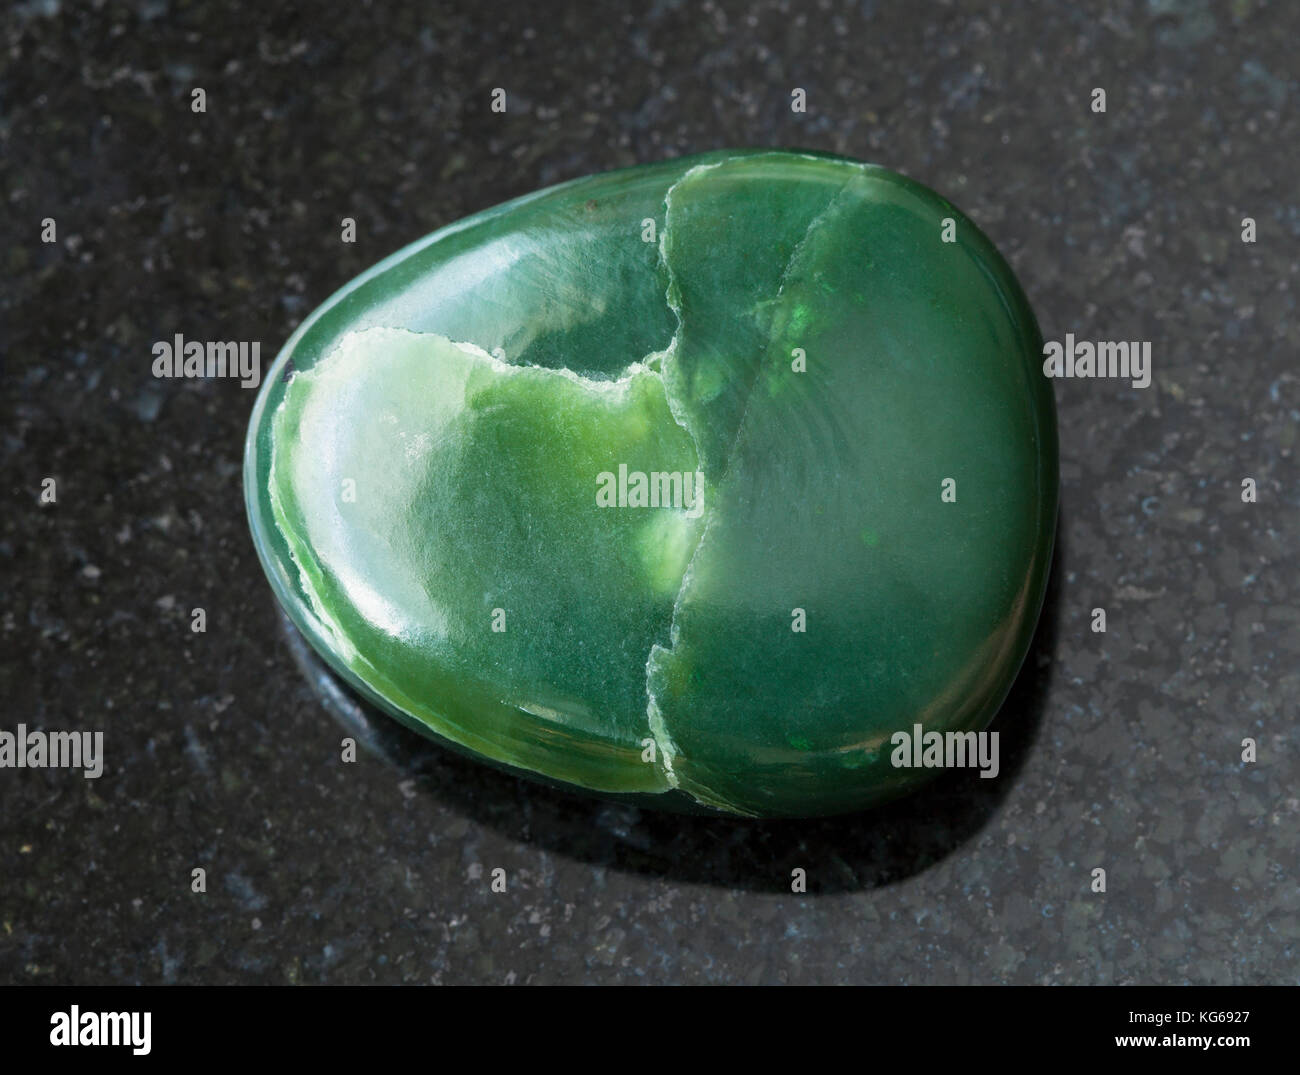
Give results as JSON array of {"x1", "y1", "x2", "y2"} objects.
[{"x1": 244, "y1": 149, "x2": 1057, "y2": 818}]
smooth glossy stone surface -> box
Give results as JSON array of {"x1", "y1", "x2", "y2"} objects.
[{"x1": 244, "y1": 149, "x2": 1058, "y2": 818}]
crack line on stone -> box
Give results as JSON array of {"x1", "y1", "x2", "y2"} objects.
[
  {"x1": 638, "y1": 161, "x2": 727, "y2": 790},
  {"x1": 640, "y1": 162, "x2": 856, "y2": 806}
]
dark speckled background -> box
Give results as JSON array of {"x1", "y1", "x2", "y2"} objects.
[{"x1": 2, "y1": 0, "x2": 1297, "y2": 985}]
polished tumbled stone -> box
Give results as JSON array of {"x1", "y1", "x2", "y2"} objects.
[{"x1": 244, "y1": 149, "x2": 1058, "y2": 817}]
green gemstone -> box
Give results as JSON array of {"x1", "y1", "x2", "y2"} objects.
[{"x1": 244, "y1": 149, "x2": 1057, "y2": 818}]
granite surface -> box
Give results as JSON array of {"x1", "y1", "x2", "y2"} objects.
[{"x1": 2, "y1": 0, "x2": 1296, "y2": 984}]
